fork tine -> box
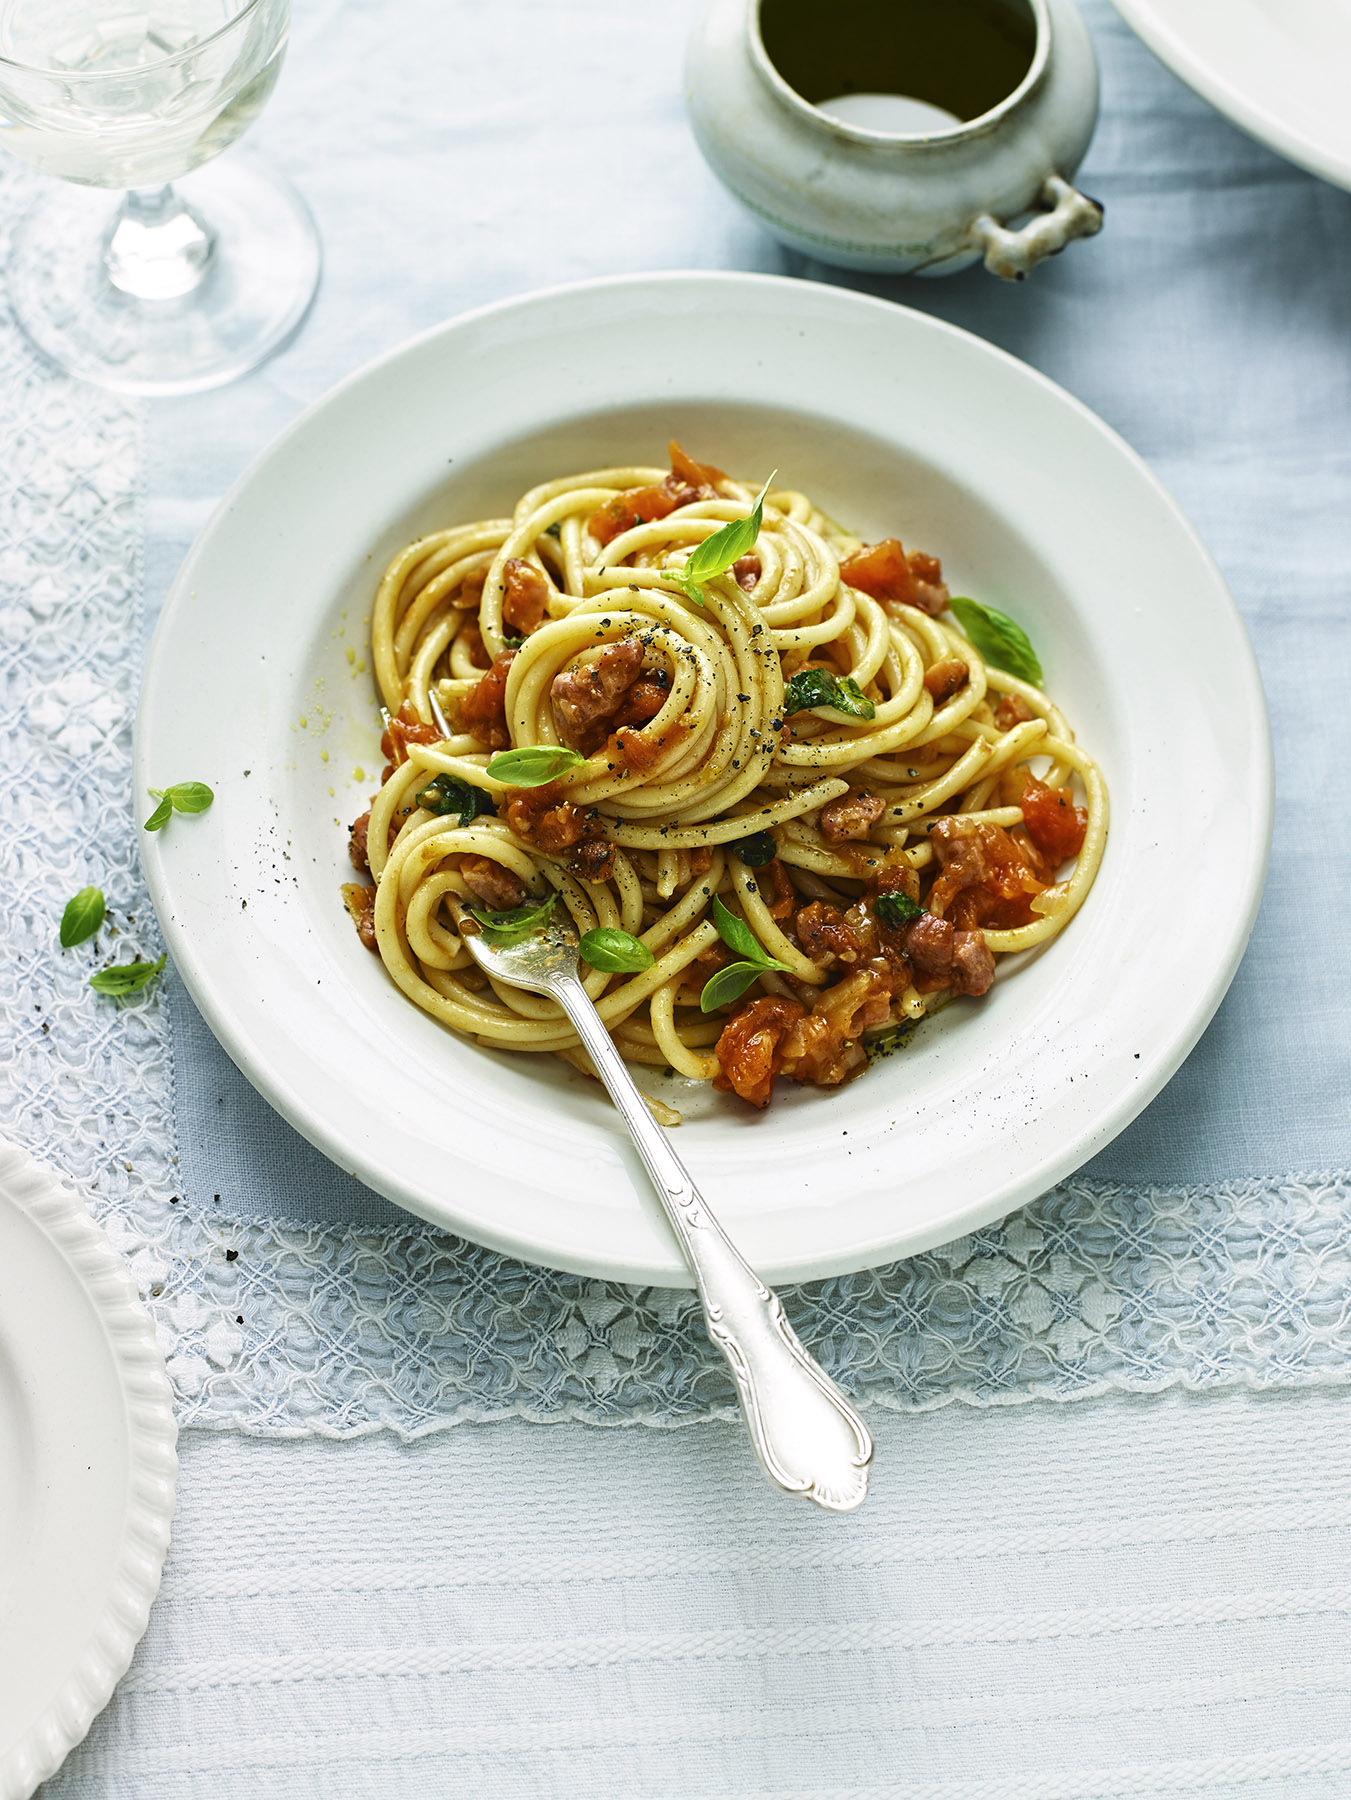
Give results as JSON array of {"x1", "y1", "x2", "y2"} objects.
[{"x1": 427, "y1": 686, "x2": 451, "y2": 738}]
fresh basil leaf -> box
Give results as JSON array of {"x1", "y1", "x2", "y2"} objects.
[
  {"x1": 711, "y1": 894, "x2": 762, "y2": 961},
  {"x1": 544, "y1": 521, "x2": 562, "y2": 540},
  {"x1": 144, "y1": 780, "x2": 214, "y2": 830},
  {"x1": 485, "y1": 745, "x2": 587, "y2": 786},
  {"x1": 467, "y1": 892, "x2": 557, "y2": 941},
  {"x1": 416, "y1": 775, "x2": 495, "y2": 821},
  {"x1": 874, "y1": 891, "x2": 924, "y2": 928},
  {"x1": 90, "y1": 952, "x2": 166, "y2": 995},
  {"x1": 699, "y1": 961, "x2": 766, "y2": 1013},
  {"x1": 671, "y1": 473, "x2": 774, "y2": 607},
  {"x1": 60, "y1": 886, "x2": 105, "y2": 948},
  {"x1": 783, "y1": 668, "x2": 876, "y2": 721},
  {"x1": 731, "y1": 830, "x2": 777, "y2": 867},
  {"x1": 165, "y1": 781, "x2": 214, "y2": 814},
  {"x1": 710, "y1": 896, "x2": 793, "y2": 973},
  {"x1": 947, "y1": 597, "x2": 1043, "y2": 686},
  {"x1": 579, "y1": 927, "x2": 655, "y2": 974}
]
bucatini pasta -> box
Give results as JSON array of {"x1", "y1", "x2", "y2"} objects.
[{"x1": 343, "y1": 442, "x2": 1107, "y2": 1113}]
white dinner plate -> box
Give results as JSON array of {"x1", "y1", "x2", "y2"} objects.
[
  {"x1": 0, "y1": 1138, "x2": 176, "y2": 1800},
  {"x1": 1110, "y1": 0, "x2": 1351, "y2": 191},
  {"x1": 137, "y1": 272, "x2": 1271, "y2": 1287}
]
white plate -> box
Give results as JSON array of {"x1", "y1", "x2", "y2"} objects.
[
  {"x1": 137, "y1": 272, "x2": 1271, "y2": 1287},
  {"x1": 1110, "y1": 0, "x2": 1351, "y2": 191},
  {"x1": 0, "y1": 1138, "x2": 176, "y2": 1800}
]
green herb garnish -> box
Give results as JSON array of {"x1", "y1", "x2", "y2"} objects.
[
  {"x1": 947, "y1": 597, "x2": 1043, "y2": 685},
  {"x1": 731, "y1": 830, "x2": 777, "y2": 867},
  {"x1": 415, "y1": 775, "x2": 496, "y2": 821},
  {"x1": 783, "y1": 668, "x2": 876, "y2": 722},
  {"x1": 466, "y1": 892, "x2": 558, "y2": 942},
  {"x1": 579, "y1": 927, "x2": 655, "y2": 974},
  {"x1": 544, "y1": 521, "x2": 562, "y2": 540},
  {"x1": 699, "y1": 895, "x2": 794, "y2": 1013},
  {"x1": 60, "y1": 886, "x2": 105, "y2": 948},
  {"x1": 485, "y1": 745, "x2": 587, "y2": 787},
  {"x1": 699, "y1": 962, "x2": 766, "y2": 1011},
  {"x1": 875, "y1": 891, "x2": 924, "y2": 928},
  {"x1": 667, "y1": 473, "x2": 774, "y2": 608},
  {"x1": 144, "y1": 781, "x2": 214, "y2": 832},
  {"x1": 90, "y1": 952, "x2": 166, "y2": 996}
]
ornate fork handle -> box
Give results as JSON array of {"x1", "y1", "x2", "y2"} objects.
[{"x1": 550, "y1": 972, "x2": 872, "y2": 1511}]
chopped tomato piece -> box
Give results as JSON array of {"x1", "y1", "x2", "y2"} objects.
[
  {"x1": 668, "y1": 439, "x2": 726, "y2": 488},
  {"x1": 380, "y1": 700, "x2": 443, "y2": 767},
  {"x1": 840, "y1": 539, "x2": 949, "y2": 616},
  {"x1": 994, "y1": 691, "x2": 1036, "y2": 730},
  {"x1": 457, "y1": 649, "x2": 517, "y2": 749},
  {"x1": 1019, "y1": 777, "x2": 1087, "y2": 864},
  {"x1": 930, "y1": 817, "x2": 1045, "y2": 931},
  {"x1": 502, "y1": 781, "x2": 585, "y2": 853},
  {"x1": 501, "y1": 558, "x2": 550, "y2": 635},
  {"x1": 840, "y1": 538, "x2": 915, "y2": 605},
  {"x1": 713, "y1": 995, "x2": 805, "y2": 1109},
  {"x1": 587, "y1": 484, "x2": 678, "y2": 547}
]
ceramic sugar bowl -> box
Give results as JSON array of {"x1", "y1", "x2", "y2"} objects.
[{"x1": 686, "y1": 0, "x2": 1103, "y2": 279}]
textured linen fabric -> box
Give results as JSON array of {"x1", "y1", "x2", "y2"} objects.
[
  {"x1": 1, "y1": 0, "x2": 1349, "y2": 1436},
  {"x1": 3, "y1": 0, "x2": 1351, "y2": 1789},
  {"x1": 103, "y1": 0, "x2": 1351, "y2": 1438},
  {"x1": 42, "y1": 1388, "x2": 1351, "y2": 1799}
]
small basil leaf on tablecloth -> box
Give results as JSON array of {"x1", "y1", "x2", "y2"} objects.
[
  {"x1": 90, "y1": 952, "x2": 166, "y2": 996},
  {"x1": 485, "y1": 745, "x2": 586, "y2": 786},
  {"x1": 60, "y1": 886, "x2": 105, "y2": 948},
  {"x1": 579, "y1": 928, "x2": 655, "y2": 974},
  {"x1": 670, "y1": 473, "x2": 774, "y2": 607},
  {"x1": 783, "y1": 667, "x2": 876, "y2": 721},
  {"x1": 947, "y1": 597, "x2": 1043, "y2": 686}
]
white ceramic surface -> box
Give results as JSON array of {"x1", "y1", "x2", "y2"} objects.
[
  {"x1": 1110, "y1": 0, "x2": 1351, "y2": 192},
  {"x1": 136, "y1": 271, "x2": 1272, "y2": 1288},
  {"x1": 685, "y1": 0, "x2": 1103, "y2": 275},
  {"x1": 0, "y1": 1139, "x2": 177, "y2": 1800}
]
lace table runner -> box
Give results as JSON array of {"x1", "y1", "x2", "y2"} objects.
[{"x1": 3, "y1": 151, "x2": 1348, "y2": 1440}]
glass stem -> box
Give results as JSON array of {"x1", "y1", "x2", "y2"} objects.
[{"x1": 103, "y1": 184, "x2": 215, "y2": 300}]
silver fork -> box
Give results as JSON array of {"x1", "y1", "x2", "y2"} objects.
[{"x1": 452, "y1": 900, "x2": 873, "y2": 1511}]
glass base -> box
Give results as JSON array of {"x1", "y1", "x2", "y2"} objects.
[{"x1": 7, "y1": 154, "x2": 321, "y2": 396}]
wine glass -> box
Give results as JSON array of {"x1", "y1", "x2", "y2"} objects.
[{"x1": 0, "y1": 0, "x2": 320, "y2": 394}]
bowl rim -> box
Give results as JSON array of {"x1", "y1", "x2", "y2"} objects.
[{"x1": 136, "y1": 268, "x2": 1274, "y2": 1286}]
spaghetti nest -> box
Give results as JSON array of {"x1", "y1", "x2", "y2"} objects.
[{"x1": 345, "y1": 441, "x2": 1107, "y2": 1114}]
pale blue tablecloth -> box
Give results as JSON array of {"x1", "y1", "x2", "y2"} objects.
[{"x1": 6, "y1": 0, "x2": 1351, "y2": 1791}]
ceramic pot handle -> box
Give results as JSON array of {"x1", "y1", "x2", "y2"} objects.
[{"x1": 971, "y1": 175, "x2": 1103, "y2": 281}]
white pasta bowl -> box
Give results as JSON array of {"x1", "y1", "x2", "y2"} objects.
[{"x1": 137, "y1": 272, "x2": 1271, "y2": 1286}]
